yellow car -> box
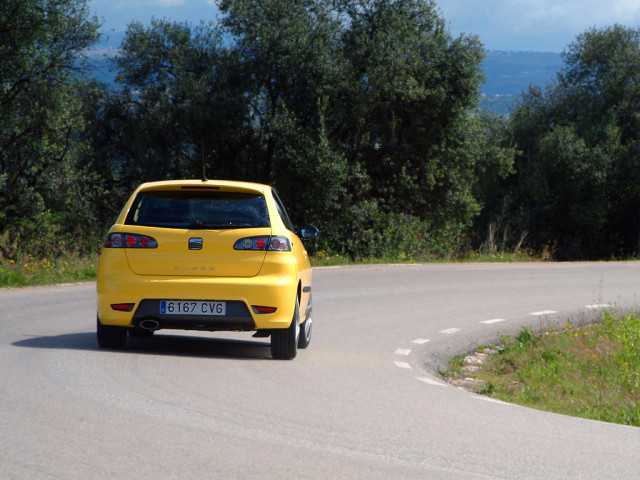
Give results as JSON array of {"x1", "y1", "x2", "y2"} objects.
[{"x1": 96, "y1": 179, "x2": 318, "y2": 360}]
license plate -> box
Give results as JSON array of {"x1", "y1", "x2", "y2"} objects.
[{"x1": 160, "y1": 300, "x2": 226, "y2": 316}]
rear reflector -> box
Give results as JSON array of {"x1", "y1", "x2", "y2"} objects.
[
  {"x1": 111, "y1": 303, "x2": 135, "y2": 312},
  {"x1": 252, "y1": 306, "x2": 277, "y2": 314}
]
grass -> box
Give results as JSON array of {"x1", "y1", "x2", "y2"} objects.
[
  {"x1": 0, "y1": 247, "x2": 542, "y2": 287},
  {"x1": 0, "y1": 253, "x2": 97, "y2": 287},
  {"x1": 441, "y1": 311, "x2": 640, "y2": 426},
  {"x1": 463, "y1": 249, "x2": 548, "y2": 263},
  {"x1": 0, "y1": 247, "x2": 547, "y2": 286},
  {"x1": 309, "y1": 248, "x2": 543, "y2": 266}
]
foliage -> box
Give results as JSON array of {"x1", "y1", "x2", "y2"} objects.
[
  {"x1": 0, "y1": 0, "x2": 100, "y2": 259},
  {"x1": 332, "y1": 0, "x2": 494, "y2": 255},
  {"x1": 77, "y1": 21, "x2": 244, "y2": 243},
  {"x1": 20, "y1": 1, "x2": 640, "y2": 263},
  {"x1": 87, "y1": 0, "x2": 511, "y2": 260},
  {"x1": 503, "y1": 25, "x2": 640, "y2": 260},
  {"x1": 0, "y1": 253, "x2": 96, "y2": 286}
]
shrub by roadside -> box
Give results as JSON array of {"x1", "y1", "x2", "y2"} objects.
[
  {"x1": 0, "y1": 254, "x2": 97, "y2": 287},
  {"x1": 0, "y1": 247, "x2": 546, "y2": 287}
]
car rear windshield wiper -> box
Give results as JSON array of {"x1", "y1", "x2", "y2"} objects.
[{"x1": 187, "y1": 220, "x2": 253, "y2": 230}]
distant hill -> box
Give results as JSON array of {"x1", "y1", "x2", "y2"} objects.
[
  {"x1": 479, "y1": 50, "x2": 563, "y2": 115},
  {"x1": 84, "y1": 36, "x2": 564, "y2": 116},
  {"x1": 81, "y1": 31, "x2": 123, "y2": 85},
  {"x1": 83, "y1": 55, "x2": 114, "y2": 85}
]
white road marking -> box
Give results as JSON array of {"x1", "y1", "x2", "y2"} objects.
[
  {"x1": 416, "y1": 376, "x2": 447, "y2": 387},
  {"x1": 395, "y1": 349, "x2": 411, "y2": 356},
  {"x1": 481, "y1": 318, "x2": 506, "y2": 324},
  {"x1": 584, "y1": 304, "x2": 611, "y2": 309},
  {"x1": 530, "y1": 310, "x2": 558, "y2": 316},
  {"x1": 411, "y1": 338, "x2": 430, "y2": 344},
  {"x1": 394, "y1": 361, "x2": 412, "y2": 370},
  {"x1": 439, "y1": 328, "x2": 461, "y2": 335}
]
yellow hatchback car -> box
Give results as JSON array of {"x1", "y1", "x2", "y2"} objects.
[{"x1": 96, "y1": 179, "x2": 318, "y2": 359}]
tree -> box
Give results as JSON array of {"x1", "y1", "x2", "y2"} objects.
[
  {"x1": 329, "y1": 0, "x2": 492, "y2": 255},
  {"x1": 219, "y1": 0, "x2": 349, "y2": 232},
  {"x1": 507, "y1": 25, "x2": 640, "y2": 259},
  {"x1": 108, "y1": 20, "x2": 253, "y2": 185},
  {"x1": 103, "y1": 0, "x2": 508, "y2": 259},
  {"x1": 0, "y1": 0, "x2": 99, "y2": 258}
]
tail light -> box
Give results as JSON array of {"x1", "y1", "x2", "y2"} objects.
[
  {"x1": 105, "y1": 233, "x2": 158, "y2": 248},
  {"x1": 234, "y1": 235, "x2": 291, "y2": 251}
]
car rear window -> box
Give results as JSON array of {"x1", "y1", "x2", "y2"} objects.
[{"x1": 125, "y1": 190, "x2": 271, "y2": 229}]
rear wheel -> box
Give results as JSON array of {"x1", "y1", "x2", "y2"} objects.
[
  {"x1": 96, "y1": 317, "x2": 128, "y2": 349},
  {"x1": 298, "y1": 294, "x2": 312, "y2": 349},
  {"x1": 271, "y1": 298, "x2": 299, "y2": 360}
]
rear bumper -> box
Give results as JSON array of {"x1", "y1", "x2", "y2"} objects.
[
  {"x1": 97, "y1": 264, "x2": 298, "y2": 331},
  {"x1": 132, "y1": 299, "x2": 256, "y2": 332}
]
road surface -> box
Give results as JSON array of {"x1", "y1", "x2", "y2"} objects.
[{"x1": 1, "y1": 262, "x2": 640, "y2": 479}]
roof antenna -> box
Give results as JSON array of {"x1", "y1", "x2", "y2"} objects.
[{"x1": 201, "y1": 140, "x2": 208, "y2": 182}]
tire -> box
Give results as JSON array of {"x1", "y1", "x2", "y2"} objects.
[
  {"x1": 96, "y1": 317, "x2": 128, "y2": 349},
  {"x1": 271, "y1": 297, "x2": 300, "y2": 360},
  {"x1": 298, "y1": 294, "x2": 312, "y2": 349}
]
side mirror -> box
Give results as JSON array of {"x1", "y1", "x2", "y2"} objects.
[{"x1": 299, "y1": 224, "x2": 319, "y2": 239}]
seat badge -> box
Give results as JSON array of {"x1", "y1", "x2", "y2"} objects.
[{"x1": 189, "y1": 237, "x2": 203, "y2": 250}]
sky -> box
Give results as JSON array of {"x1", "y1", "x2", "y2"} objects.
[{"x1": 88, "y1": 0, "x2": 640, "y2": 53}]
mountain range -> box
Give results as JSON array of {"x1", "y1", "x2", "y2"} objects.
[
  {"x1": 479, "y1": 50, "x2": 563, "y2": 114},
  {"x1": 85, "y1": 34, "x2": 564, "y2": 116}
]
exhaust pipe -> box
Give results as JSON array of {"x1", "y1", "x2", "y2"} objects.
[{"x1": 139, "y1": 319, "x2": 160, "y2": 331}]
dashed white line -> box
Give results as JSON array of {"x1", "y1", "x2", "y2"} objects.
[
  {"x1": 585, "y1": 304, "x2": 611, "y2": 309},
  {"x1": 439, "y1": 328, "x2": 461, "y2": 335},
  {"x1": 395, "y1": 348, "x2": 411, "y2": 356},
  {"x1": 411, "y1": 338, "x2": 430, "y2": 344},
  {"x1": 416, "y1": 376, "x2": 447, "y2": 387},
  {"x1": 530, "y1": 310, "x2": 558, "y2": 316},
  {"x1": 481, "y1": 318, "x2": 506, "y2": 324},
  {"x1": 394, "y1": 361, "x2": 412, "y2": 370}
]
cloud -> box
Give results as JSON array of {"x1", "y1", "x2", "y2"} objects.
[
  {"x1": 111, "y1": 0, "x2": 185, "y2": 8},
  {"x1": 440, "y1": 0, "x2": 640, "y2": 51},
  {"x1": 94, "y1": 0, "x2": 218, "y2": 31},
  {"x1": 492, "y1": 0, "x2": 640, "y2": 32},
  {"x1": 441, "y1": 0, "x2": 640, "y2": 29},
  {"x1": 611, "y1": 0, "x2": 640, "y2": 17},
  {"x1": 155, "y1": 0, "x2": 186, "y2": 6}
]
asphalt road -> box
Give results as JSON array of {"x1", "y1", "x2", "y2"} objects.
[{"x1": 2, "y1": 262, "x2": 640, "y2": 479}]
